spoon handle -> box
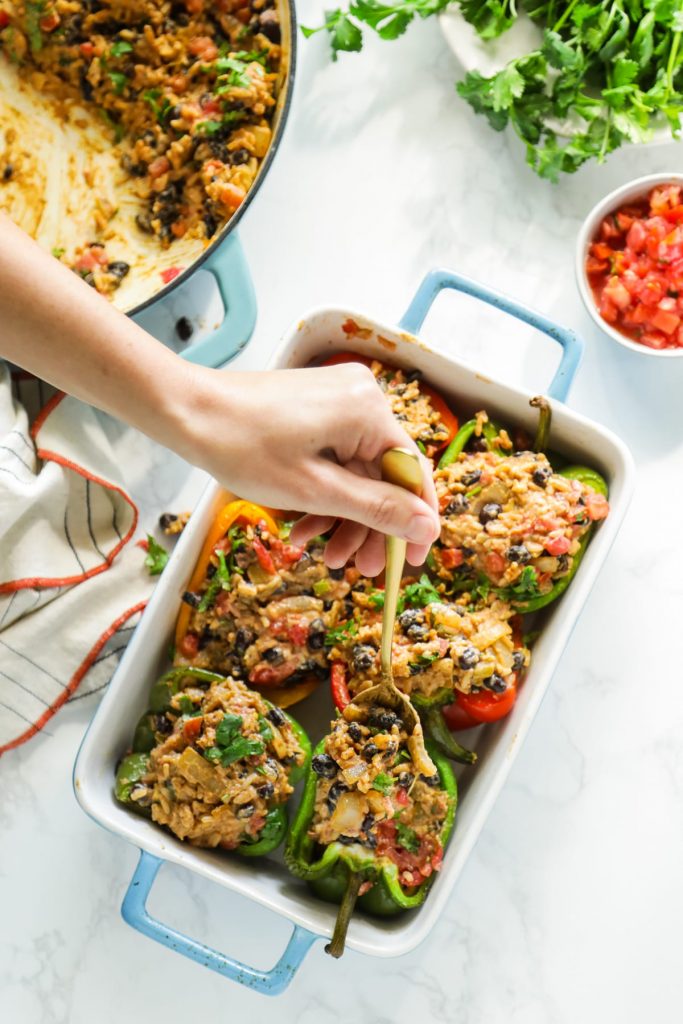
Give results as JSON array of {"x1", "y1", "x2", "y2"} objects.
[{"x1": 380, "y1": 448, "x2": 423, "y2": 679}]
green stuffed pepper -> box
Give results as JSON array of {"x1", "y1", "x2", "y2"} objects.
[
  {"x1": 285, "y1": 703, "x2": 457, "y2": 958},
  {"x1": 432, "y1": 399, "x2": 610, "y2": 614},
  {"x1": 115, "y1": 667, "x2": 311, "y2": 857}
]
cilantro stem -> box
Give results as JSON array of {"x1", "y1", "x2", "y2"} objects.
[
  {"x1": 666, "y1": 31, "x2": 681, "y2": 96},
  {"x1": 552, "y1": 0, "x2": 580, "y2": 33}
]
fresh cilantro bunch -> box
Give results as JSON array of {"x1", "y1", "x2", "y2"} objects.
[{"x1": 303, "y1": 0, "x2": 683, "y2": 178}]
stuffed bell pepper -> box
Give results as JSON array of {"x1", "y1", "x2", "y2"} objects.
[
  {"x1": 432, "y1": 407, "x2": 610, "y2": 613},
  {"x1": 115, "y1": 667, "x2": 311, "y2": 855},
  {"x1": 174, "y1": 500, "x2": 355, "y2": 707},
  {"x1": 285, "y1": 701, "x2": 456, "y2": 957}
]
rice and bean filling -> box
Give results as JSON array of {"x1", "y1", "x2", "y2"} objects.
[
  {"x1": 130, "y1": 675, "x2": 305, "y2": 848},
  {"x1": 309, "y1": 707, "x2": 450, "y2": 888},
  {"x1": 433, "y1": 444, "x2": 609, "y2": 595},
  {"x1": 370, "y1": 360, "x2": 450, "y2": 454},
  {"x1": 1, "y1": 0, "x2": 282, "y2": 289},
  {"x1": 328, "y1": 577, "x2": 529, "y2": 701},
  {"x1": 175, "y1": 519, "x2": 355, "y2": 688}
]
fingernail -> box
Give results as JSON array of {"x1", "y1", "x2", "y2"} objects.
[{"x1": 406, "y1": 514, "x2": 437, "y2": 545}]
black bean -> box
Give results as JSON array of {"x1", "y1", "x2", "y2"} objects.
[
  {"x1": 204, "y1": 212, "x2": 218, "y2": 238},
  {"x1": 398, "y1": 609, "x2": 421, "y2": 630},
  {"x1": 175, "y1": 316, "x2": 194, "y2": 342},
  {"x1": 361, "y1": 812, "x2": 375, "y2": 832},
  {"x1": 328, "y1": 567, "x2": 345, "y2": 580},
  {"x1": 404, "y1": 368, "x2": 423, "y2": 382},
  {"x1": 471, "y1": 437, "x2": 488, "y2": 452},
  {"x1": 235, "y1": 628, "x2": 255, "y2": 655},
  {"x1": 136, "y1": 212, "x2": 153, "y2": 234},
  {"x1": 258, "y1": 782, "x2": 275, "y2": 799},
  {"x1": 337, "y1": 834, "x2": 357, "y2": 845},
  {"x1": 368, "y1": 707, "x2": 402, "y2": 732},
  {"x1": 236, "y1": 803, "x2": 255, "y2": 819},
  {"x1": 311, "y1": 754, "x2": 338, "y2": 778},
  {"x1": 79, "y1": 70, "x2": 93, "y2": 101},
  {"x1": 512, "y1": 650, "x2": 526, "y2": 672},
  {"x1": 458, "y1": 646, "x2": 480, "y2": 671},
  {"x1": 479, "y1": 503, "x2": 502, "y2": 525},
  {"x1": 532, "y1": 466, "x2": 552, "y2": 487},
  {"x1": 507, "y1": 544, "x2": 531, "y2": 564},
  {"x1": 348, "y1": 722, "x2": 362, "y2": 743},
  {"x1": 108, "y1": 261, "x2": 130, "y2": 280},
  {"x1": 362, "y1": 742, "x2": 380, "y2": 762},
  {"x1": 258, "y1": 8, "x2": 281, "y2": 41},
  {"x1": 398, "y1": 771, "x2": 414, "y2": 789},
  {"x1": 461, "y1": 469, "x2": 481, "y2": 487},
  {"x1": 2, "y1": 165, "x2": 13, "y2": 181},
  {"x1": 155, "y1": 714, "x2": 173, "y2": 735},
  {"x1": 558, "y1": 553, "x2": 569, "y2": 572},
  {"x1": 363, "y1": 831, "x2": 377, "y2": 849},
  {"x1": 420, "y1": 772, "x2": 441, "y2": 788},
  {"x1": 351, "y1": 644, "x2": 376, "y2": 673},
  {"x1": 484, "y1": 673, "x2": 507, "y2": 693},
  {"x1": 228, "y1": 147, "x2": 251, "y2": 166},
  {"x1": 307, "y1": 618, "x2": 326, "y2": 651},
  {"x1": 406, "y1": 623, "x2": 428, "y2": 641},
  {"x1": 326, "y1": 781, "x2": 348, "y2": 812},
  {"x1": 262, "y1": 646, "x2": 284, "y2": 664},
  {"x1": 323, "y1": 599, "x2": 333, "y2": 612},
  {"x1": 266, "y1": 705, "x2": 286, "y2": 727},
  {"x1": 181, "y1": 590, "x2": 201, "y2": 608},
  {"x1": 445, "y1": 494, "x2": 469, "y2": 515}
]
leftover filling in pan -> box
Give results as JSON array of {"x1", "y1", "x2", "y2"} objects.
[
  {"x1": 0, "y1": 0, "x2": 283, "y2": 292},
  {"x1": 433, "y1": 446, "x2": 610, "y2": 597},
  {"x1": 115, "y1": 670, "x2": 307, "y2": 851}
]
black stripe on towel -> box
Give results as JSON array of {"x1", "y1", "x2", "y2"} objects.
[{"x1": 85, "y1": 480, "x2": 106, "y2": 560}]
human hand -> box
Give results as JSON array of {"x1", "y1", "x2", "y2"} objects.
[{"x1": 179, "y1": 362, "x2": 440, "y2": 576}]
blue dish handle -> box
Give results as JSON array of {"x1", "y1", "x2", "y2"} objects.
[
  {"x1": 122, "y1": 851, "x2": 318, "y2": 995},
  {"x1": 180, "y1": 232, "x2": 257, "y2": 368},
  {"x1": 399, "y1": 268, "x2": 584, "y2": 403}
]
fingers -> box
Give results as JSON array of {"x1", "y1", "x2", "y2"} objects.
[
  {"x1": 354, "y1": 529, "x2": 386, "y2": 577},
  {"x1": 312, "y1": 460, "x2": 440, "y2": 547},
  {"x1": 324, "y1": 520, "x2": 368, "y2": 569},
  {"x1": 289, "y1": 514, "x2": 336, "y2": 547}
]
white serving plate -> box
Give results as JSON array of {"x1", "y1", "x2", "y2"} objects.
[
  {"x1": 439, "y1": 8, "x2": 675, "y2": 145},
  {"x1": 74, "y1": 269, "x2": 634, "y2": 990}
]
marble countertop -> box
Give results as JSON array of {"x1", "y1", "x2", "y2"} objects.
[{"x1": 3, "y1": 7, "x2": 683, "y2": 1023}]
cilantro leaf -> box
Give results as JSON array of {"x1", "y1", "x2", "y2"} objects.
[
  {"x1": 371, "y1": 771, "x2": 394, "y2": 793},
  {"x1": 325, "y1": 619, "x2": 358, "y2": 645},
  {"x1": 144, "y1": 535, "x2": 169, "y2": 576},
  {"x1": 215, "y1": 713, "x2": 243, "y2": 747},
  {"x1": 395, "y1": 821, "x2": 420, "y2": 852},
  {"x1": 400, "y1": 574, "x2": 441, "y2": 610},
  {"x1": 110, "y1": 40, "x2": 133, "y2": 57}
]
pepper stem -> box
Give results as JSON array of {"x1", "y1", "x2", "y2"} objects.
[
  {"x1": 424, "y1": 707, "x2": 477, "y2": 765},
  {"x1": 325, "y1": 871, "x2": 363, "y2": 959},
  {"x1": 530, "y1": 395, "x2": 551, "y2": 453}
]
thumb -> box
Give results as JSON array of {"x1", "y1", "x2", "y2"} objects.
[{"x1": 312, "y1": 460, "x2": 440, "y2": 545}]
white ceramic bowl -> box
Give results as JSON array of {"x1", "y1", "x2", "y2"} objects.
[{"x1": 575, "y1": 173, "x2": 683, "y2": 358}]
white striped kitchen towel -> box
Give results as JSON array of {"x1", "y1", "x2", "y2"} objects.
[{"x1": 0, "y1": 361, "x2": 156, "y2": 755}]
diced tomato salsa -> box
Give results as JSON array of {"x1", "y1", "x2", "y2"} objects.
[{"x1": 586, "y1": 184, "x2": 683, "y2": 350}]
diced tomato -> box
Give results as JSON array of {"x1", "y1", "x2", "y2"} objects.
[
  {"x1": 394, "y1": 787, "x2": 409, "y2": 808},
  {"x1": 188, "y1": 35, "x2": 218, "y2": 60},
  {"x1": 183, "y1": 716, "x2": 203, "y2": 741},
  {"x1": 584, "y1": 492, "x2": 610, "y2": 521},
  {"x1": 591, "y1": 242, "x2": 614, "y2": 260},
  {"x1": 600, "y1": 216, "x2": 621, "y2": 241},
  {"x1": 544, "y1": 535, "x2": 570, "y2": 556},
  {"x1": 39, "y1": 11, "x2": 59, "y2": 31},
  {"x1": 288, "y1": 621, "x2": 310, "y2": 647},
  {"x1": 79, "y1": 41, "x2": 94, "y2": 57},
  {"x1": 148, "y1": 156, "x2": 170, "y2": 178},
  {"x1": 650, "y1": 308, "x2": 680, "y2": 335},
  {"x1": 160, "y1": 266, "x2": 183, "y2": 284},
  {"x1": 219, "y1": 182, "x2": 246, "y2": 211},
  {"x1": 330, "y1": 662, "x2": 350, "y2": 711},
  {"x1": 199, "y1": 94, "x2": 221, "y2": 115},
  {"x1": 603, "y1": 276, "x2": 631, "y2": 311},
  {"x1": 345, "y1": 566, "x2": 361, "y2": 585},
  {"x1": 484, "y1": 552, "x2": 506, "y2": 576},
  {"x1": 179, "y1": 632, "x2": 199, "y2": 659},
  {"x1": 440, "y1": 547, "x2": 464, "y2": 569},
  {"x1": 249, "y1": 658, "x2": 299, "y2": 686},
  {"x1": 534, "y1": 516, "x2": 564, "y2": 533},
  {"x1": 252, "y1": 537, "x2": 276, "y2": 574},
  {"x1": 0, "y1": 11, "x2": 9, "y2": 29}
]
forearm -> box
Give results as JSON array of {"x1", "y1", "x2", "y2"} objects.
[{"x1": 0, "y1": 213, "x2": 193, "y2": 447}]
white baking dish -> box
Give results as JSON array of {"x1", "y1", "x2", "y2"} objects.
[{"x1": 73, "y1": 268, "x2": 635, "y2": 994}]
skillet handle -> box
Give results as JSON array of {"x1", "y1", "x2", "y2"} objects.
[
  {"x1": 122, "y1": 850, "x2": 318, "y2": 995},
  {"x1": 180, "y1": 232, "x2": 257, "y2": 368},
  {"x1": 398, "y1": 268, "x2": 584, "y2": 403}
]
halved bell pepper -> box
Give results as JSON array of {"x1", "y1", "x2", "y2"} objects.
[
  {"x1": 322, "y1": 351, "x2": 458, "y2": 457},
  {"x1": 285, "y1": 738, "x2": 456, "y2": 957},
  {"x1": 436, "y1": 402, "x2": 609, "y2": 614},
  {"x1": 174, "y1": 500, "x2": 318, "y2": 709},
  {"x1": 115, "y1": 667, "x2": 311, "y2": 857}
]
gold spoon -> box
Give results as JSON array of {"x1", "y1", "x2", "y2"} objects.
[{"x1": 348, "y1": 447, "x2": 436, "y2": 778}]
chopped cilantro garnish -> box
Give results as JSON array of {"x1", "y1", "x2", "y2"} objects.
[
  {"x1": 51, "y1": 247, "x2": 65, "y2": 258},
  {"x1": 144, "y1": 535, "x2": 169, "y2": 576},
  {"x1": 371, "y1": 772, "x2": 394, "y2": 794},
  {"x1": 400, "y1": 574, "x2": 441, "y2": 611},
  {"x1": 324, "y1": 620, "x2": 358, "y2": 646},
  {"x1": 395, "y1": 821, "x2": 420, "y2": 853},
  {"x1": 110, "y1": 40, "x2": 133, "y2": 57},
  {"x1": 206, "y1": 713, "x2": 266, "y2": 767}
]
